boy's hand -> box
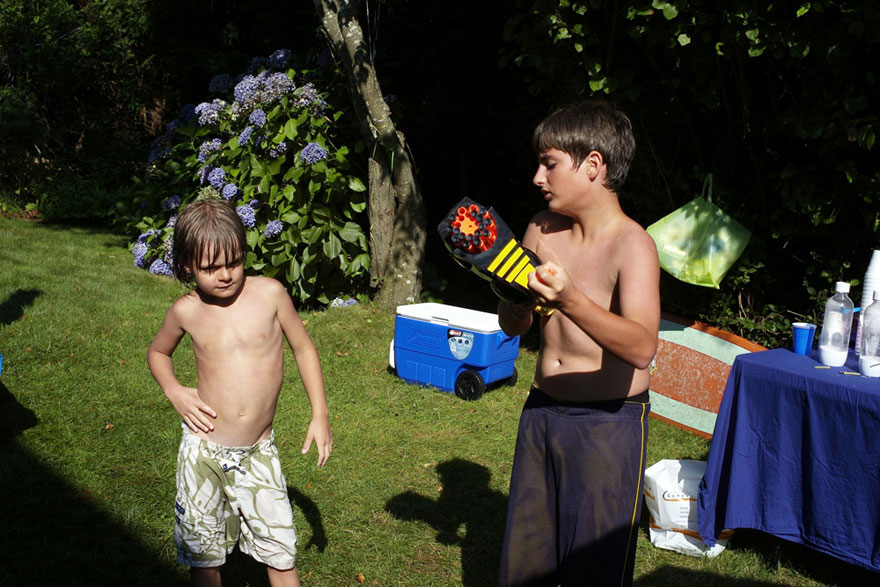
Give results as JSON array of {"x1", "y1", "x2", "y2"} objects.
[
  {"x1": 302, "y1": 415, "x2": 333, "y2": 467},
  {"x1": 167, "y1": 385, "x2": 217, "y2": 433},
  {"x1": 528, "y1": 261, "x2": 569, "y2": 308}
]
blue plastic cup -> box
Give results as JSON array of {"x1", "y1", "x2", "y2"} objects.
[{"x1": 792, "y1": 322, "x2": 816, "y2": 355}]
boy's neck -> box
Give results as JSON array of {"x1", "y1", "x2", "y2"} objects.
[{"x1": 567, "y1": 188, "x2": 626, "y2": 238}]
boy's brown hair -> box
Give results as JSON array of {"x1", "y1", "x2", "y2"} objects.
[
  {"x1": 532, "y1": 100, "x2": 636, "y2": 193},
  {"x1": 171, "y1": 199, "x2": 247, "y2": 284}
]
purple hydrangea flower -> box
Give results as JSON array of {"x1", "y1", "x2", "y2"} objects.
[
  {"x1": 301, "y1": 142, "x2": 328, "y2": 164},
  {"x1": 161, "y1": 195, "x2": 181, "y2": 211},
  {"x1": 236, "y1": 205, "x2": 256, "y2": 228},
  {"x1": 194, "y1": 99, "x2": 225, "y2": 126},
  {"x1": 149, "y1": 259, "x2": 174, "y2": 276},
  {"x1": 261, "y1": 72, "x2": 294, "y2": 103},
  {"x1": 234, "y1": 75, "x2": 261, "y2": 107},
  {"x1": 167, "y1": 214, "x2": 177, "y2": 228},
  {"x1": 249, "y1": 109, "x2": 267, "y2": 128},
  {"x1": 131, "y1": 242, "x2": 149, "y2": 268},
  {"x1": 238, "y1": 125, "x2": 254, "y2": 146},
  {"x1": 249, "y1": 199, "x2": 261, "y2": 209},
  {"x1": 269, "y1": 141, "x2": 287, "y2": 158},
  {"x1": 208, "y1": 73, "x2": 233, "y2": 94},
  {"x1": 198, "y1": 138, "x2": 223, "y2": 163},
  {"x1": 269, "y1": 48, "x2": 291, "y2": 69},
  {"x1": 138, "y1": 229, "x2": 158, "y2": 243},
  {"x1": 264, "y1": 220, "x2": 283, "y2": 239},
  {"x1": 221, "y1": 183, "x2": 238, "y2": 200},
  {"x1": 207, "y1": 167, "x2": 226, "y2": 189},
  {"x1": 293, "y1": 83, "x2": 327, "y2": 115},
  {"x1": 330, "y1": 297, "x2": 359, "y2": 308}
]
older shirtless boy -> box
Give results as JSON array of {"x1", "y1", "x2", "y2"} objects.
[
  {"x1": 497, "y1": 101, "x2": 660, "y2": 587},
  {"x1": 148, "y1": 199, "x2": 331, "y2": 587}
]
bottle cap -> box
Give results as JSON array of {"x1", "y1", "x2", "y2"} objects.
[{"x1": 835, "y1": 281, "x2": 850, "y2": 293}]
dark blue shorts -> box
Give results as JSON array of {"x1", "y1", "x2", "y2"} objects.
[{"x1": 499, "y1": 387, "x2": 650, "y2": 587}]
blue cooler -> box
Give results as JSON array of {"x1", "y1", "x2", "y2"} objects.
[{"x1": 392, "y1": 303, "x2": 520, "y2": 400}]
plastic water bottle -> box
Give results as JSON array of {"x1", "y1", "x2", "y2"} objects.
[
  {"x1": 859, "y1": 290, "x2": 880, "y2": 377},
  {"x1": 855, "y1": 249, "x2": 880, "y2": 354},
  {"x1": 818, "y1": 281, "x2": 854, "y2": 367}
]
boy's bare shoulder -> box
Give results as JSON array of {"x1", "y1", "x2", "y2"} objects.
[
  {"x1": 529, "y1": 210, "x2": 572, "y2": 234},
  {"x1": 246, "y1": 275, "x2": 286, "y2": 295},
  {"x1": 167, "y1": 289, "x2": 201, "y2": 318}
]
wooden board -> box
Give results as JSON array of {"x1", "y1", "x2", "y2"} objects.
[{"x1": 649, "y1": 313, "x2": 765, "y2": 439}]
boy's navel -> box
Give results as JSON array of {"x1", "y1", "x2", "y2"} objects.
[{"x1": 238, "y1": 409, "x2": 248, "y2": 417}]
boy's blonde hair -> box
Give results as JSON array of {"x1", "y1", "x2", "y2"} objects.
[
  {"x1": 172, "y1": 199, "x2": 247, "y2": 284},
  {"x1": 532, "y1": 100, "x2": 635, "y2": 193}
]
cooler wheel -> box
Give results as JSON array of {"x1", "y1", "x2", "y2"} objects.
[
  {"x1": 455, "y1": 369, "x2": 486, "y2": 401},
  {"x1": 507, "y1": 367, "x2": 518, "y2": 387}
]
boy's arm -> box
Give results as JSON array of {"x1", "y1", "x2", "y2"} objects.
[
  {"x1": 273, "y1": 281, "x2": 332, "y2": 467},
  {"x1": 147, "y1": 304, "x2": 217, "y2": 432},
  {"x1": 496, "y1": 219, "x2": 541, "y2": 335},
  {"x1": 528, "y1": 231, "x2": 660, "y2": 369}
]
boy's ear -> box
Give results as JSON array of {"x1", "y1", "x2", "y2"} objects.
[{"x1": 584, "y1": 150, "x2": 604, "y2": 180}]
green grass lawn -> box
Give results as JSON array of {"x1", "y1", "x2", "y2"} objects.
[{"x1": 1, "y1": 215, "x2": 876, "y2": 586}]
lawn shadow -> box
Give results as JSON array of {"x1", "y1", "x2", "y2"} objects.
[
  {"x1": 0, "y1": 381, "x2": 186, "y2": 585},
  {"x1": 385, "y1": 458, "x2": 507, "y2": 586},
  {"x1": 635, "y1": 566, "x2": 779, "y2": 586},
  {"x1": 1, "y1": 381, "x2": 38, "y2": 444},
  {"x1": 0, "y1": 288, "x2": 42, "y2": 326}
]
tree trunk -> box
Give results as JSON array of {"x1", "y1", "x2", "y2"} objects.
[{"x1": 313, "y1": 0, "x2": 426, "y2": 308}]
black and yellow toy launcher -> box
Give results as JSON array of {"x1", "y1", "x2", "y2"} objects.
[{"x1": 437, "y1": 197, "x2": 553, "y2": 316}]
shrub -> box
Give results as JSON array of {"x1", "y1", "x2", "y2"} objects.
[{"x1": 126, "y1": 50, "x2": 370, "y2": 307}]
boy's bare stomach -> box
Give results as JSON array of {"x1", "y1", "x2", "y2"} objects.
[
  {"x1": 189, "y1": 379, "x2": 282, "y2": 447},
  {"x1": 534, "y1": 349, "x2": 650, "y2": 402}
]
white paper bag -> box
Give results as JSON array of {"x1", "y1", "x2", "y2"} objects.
[{"x1": 643, "y1": 459, "x2": 732, "y2": 558}]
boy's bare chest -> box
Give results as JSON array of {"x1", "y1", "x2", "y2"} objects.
[
  {"x1": 186, "y1": 304, "x2": 280, "y2": 354},
  {"x1": 536, "y1": 234, "x2": 619, "y2": 300}
]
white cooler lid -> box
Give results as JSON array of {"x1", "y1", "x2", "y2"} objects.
[{"x1": 396, "y1": 303, "x2": 501, "y2": 333}]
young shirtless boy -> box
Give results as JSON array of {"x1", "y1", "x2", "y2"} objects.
[
  {"x1": 497, "y1": 101, "x2": 660, "y2": 587},
  {"x1": 148, "y1": 199, "x2": 332, "y2": 587}
]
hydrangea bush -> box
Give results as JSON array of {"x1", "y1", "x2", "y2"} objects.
[{"x1": 128, "y1": 49, "x2": 369, "y2": 306}]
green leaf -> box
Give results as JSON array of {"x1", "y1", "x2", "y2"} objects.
[
  {"x1": 348, "y1": 177, "x2": 366, "y2": 192},
  {"x1": 282, "y1": 211, "x2": 302, "y2": 224},
  {"x1": 246, "y1": 230, "x2": 259, "y2": 249},
  {"x1": 351, "y1": 253, "x2": 371, "y2": 273},
  {"x1": 797, "y1": 3, "x2": 811, "y2": 17},
  {"x1": 677, "y1": 33, "x2": 691, "y2": 46},
  {"x1": 284, "y1": 118, "x2": 299, "y2": 140},
  {"x1": 323, "y1": 233, "x2": 342, "y2": 258},
  {"x1": 338, "y1": 222, "x2": 363, "y2": 243}
]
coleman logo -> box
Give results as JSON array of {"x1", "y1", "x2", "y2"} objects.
[{"x1": 448, "y1": 329, "x2": 462, "y2": 337}]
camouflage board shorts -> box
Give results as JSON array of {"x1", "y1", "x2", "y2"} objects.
[{"x1": 174, "y1": 424, "x2": 298, "y2": 569}]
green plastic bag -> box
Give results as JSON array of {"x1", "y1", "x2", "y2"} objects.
[{"x1": 646, "y1": 176, "x2": 750, "y2": 289}]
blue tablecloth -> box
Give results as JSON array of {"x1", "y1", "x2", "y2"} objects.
[{"x1": 698, "y1": 348, "x2": 880, "y2": 571}]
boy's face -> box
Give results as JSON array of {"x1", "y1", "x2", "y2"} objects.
[
  {"x1": 188, "y1": 247, "x2": 245, "y2": 301},
  {"x1": 533, "y1": 148, "x2": 593, "y2": 215}
]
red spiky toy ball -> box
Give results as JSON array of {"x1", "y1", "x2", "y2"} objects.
[{"x1": 446, "y1": 203, "x2": 497, "y2": 254}]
